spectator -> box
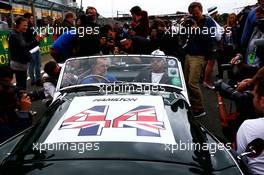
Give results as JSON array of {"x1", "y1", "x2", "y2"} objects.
[
  {"x1": 241, "y1": 0, "x2": 264, "y2": 54},
  {"x1": 218, "y1": 13, "x2": 240, "y2": 79},
  {"x1": 61, "y1": 11, "x2": 75, "y2": 29},
  {"x1": 50, "y1": 28, "x2": 77, "y2": 63},
  {"x1": 86, "y1": 6, "x2": 98, "y2": 23},
  {"x1": 99, "y1": 24, "x2": 116, "y2": 54},
  {"x1": 113, "y1": 22, "x2": 120, "y2": 33},
  {"x1": 236, "y1": 75, "x2": 264, "y2": 174},
  {"x1": 42, "y1": 61, "x2": 61, "y2": 99},
  {"x1": 122, "y1": 23, "x2": 130, "y2": 35},
  {"x1": 207, "y1": 6, "x2": 223, "y2": 41},
  {"x1": 52, "y1": 17, "x2": 62, "y2": 41},
  {"x1": 9, "y1": 17, "x2": 43, "y2": 89},
  {"x1": 231, "y1": 6, "x2": 264, "y2": 81},
  {"x1": 203, "y1": 6, "x2": 222, "y2": 89},
  {"x1": 150, "y1": 18, "x2": 166, "y2": 49},
  {"x1": 236, "y1": 66, "x2": 264, "y2": 92},
  {"x1": 150, "y1": 18, "x2": 182, "y2": 58},
  {"x1": 130, "y1": 6, "x2": 150, "y2": 38},
  {"x1": 0, "y1": 66, "x2": 32, "y2": 143},
  {"x1": 75, "y1": 9, "x2": 101, "y2": 57},
  {"x1": 184, "y1": 2, "x2": 217, "y2": 117},
  {"x1": 23, "y1": 13, "x2": 42, "y2": 86},
  {"x1": 119, "y1": 35, "x2": 153, "y2": 55},
  {"x1": 75, "y1": 17, "x2": 82, "y2": 27},
  {"x1": 0, "y1": 16, "x2": 9, "y2": 30},
  {"x1": 46, "y1": 16, "x2": 54, "y2": 26},
  {"x1": 57, "y1": 11, "x2": 75, "y2": 37}
]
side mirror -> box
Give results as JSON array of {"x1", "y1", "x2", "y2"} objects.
[
  {"x1": 170, "y1": 94, "x2": 189, "y2": 112},
  {"x1": 237, "y1": 138, "x2": 264, "y2": 160}
]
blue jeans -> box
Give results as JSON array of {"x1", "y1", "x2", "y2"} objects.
[{"x1": 29, "y1": 51, "x2": 41, "y2": 82}]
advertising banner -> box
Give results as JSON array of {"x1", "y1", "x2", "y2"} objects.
[{"x1": 0, "y1": 30, "x2": 53, "y2": 65}]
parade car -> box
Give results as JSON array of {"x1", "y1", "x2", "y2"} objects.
[{"x1": 0, "y1": 55, "x2": 243, "y2": 174}]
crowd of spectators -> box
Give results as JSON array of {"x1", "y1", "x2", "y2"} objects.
[{"x1": 1, "y1": 1, "x2": 264, "y2": 173}]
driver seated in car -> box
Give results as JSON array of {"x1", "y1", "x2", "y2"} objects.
[
  {"x1": 80, "y1": 57, "x2": 117, "y2": 84},
  {"x1": 134, "y1": 50, "x2": 171, "y2": 84}
]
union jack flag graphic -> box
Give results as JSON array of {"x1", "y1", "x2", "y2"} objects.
[
  {"x1": 113, "y1": 106, "x2": 165, "y2": 137},
  {"x1": 59, "y1": 105, "x2": 165, "y2": 137},
  {"x1": 60, "y1": 105, "x2": 111, "y2": 136}
]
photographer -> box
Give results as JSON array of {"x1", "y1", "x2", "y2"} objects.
[
  {"x1": 55, "y1": 11, "x2": 76, "y2": 38},
  {"x1": 150, "y1": 18, "x2": 182, "y2": 58},
  {"x1": 0, "y1": 66, "x2": 32, "y2": 143},
  {"x1": 215, "y1": 79, "x2": 259, "y2": 142},
  {"x1": 50, "y1": 28, "x2": 77, "y2": 63},
  {"x1": 74, "y1": 7, "x2": 100, "y2": 57},
  {"x1": 42, "y1": 61, "x2": 61, "y2": 99},
  {"x1": 184, "y1": 2, "x2": 217, "y2": 117},
  {"x1": 99, "y1": 24, "x2": 117, "y2": 55},
  {"x1": 236, "y1": 75, "x2": 264, "y2": 174},
  {"x1": 130, "y1": 6, "x2": 150, "y2": 38},
  {"x1": 236, "y1": 66, "x2": 264, "y2": 92},
  {"x1": 85, "y1": 6, "x2": 98, "y2": 24}
]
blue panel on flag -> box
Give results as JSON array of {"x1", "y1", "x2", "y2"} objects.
[
  {"x1": 131, "y1": 105, "x2": 153, "y2": 111},
  {"x1": 78, "y1": 125, "x2": 100, "y2": 136},
  {"x1": 137, "y1": 128, "x2": 159, "y2": 137},
  {"x1": 89, "y1": 106, "x2": 106, "y2": 113}
]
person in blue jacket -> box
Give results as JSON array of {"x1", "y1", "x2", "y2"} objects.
[
  {"x1": 241, "y1": 0, "x2": 264, "y2": 50},
  {"x1": 50, "y1": 30, "x2": 76, "y2": 63},
  {"x1": 80, "y1": 57, "x2": 117, "y2": 84}
]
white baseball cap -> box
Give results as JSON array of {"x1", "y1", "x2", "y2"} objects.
[
  {"x1": 208, "y1": 6, "x2": 218, "y2": 16},
  {"x1": 151, "y1": 49, "x2": 165, "y2": 56}
]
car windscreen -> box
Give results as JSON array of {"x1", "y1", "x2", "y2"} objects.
[{"x1": 58, "y1": 55, "x2": 184, "y2": 90}]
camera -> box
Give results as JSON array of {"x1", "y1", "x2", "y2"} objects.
[
  {"x1": 214, "y1": 80, "x2": 256, "y2": 119},
  {"x1": 17, "y1": 88, "x2": 46, "y2": 102},
  {"x1": 214, "y1": 80, "x2": 237, "y2": 99},
  {"x1": 182, "y1": 16, "x2": 196, "y2": 27}
]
